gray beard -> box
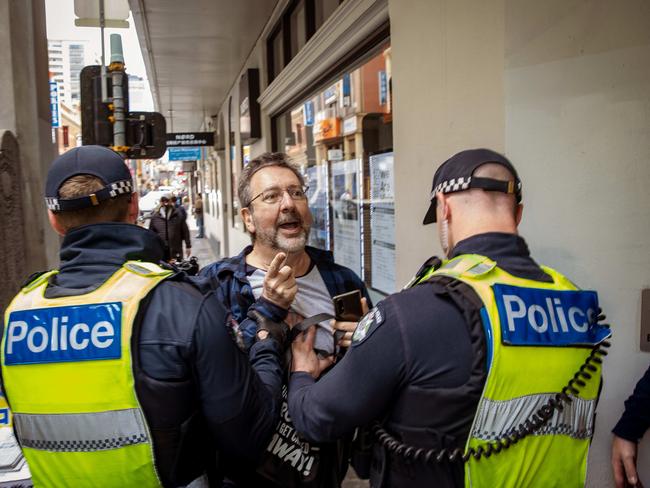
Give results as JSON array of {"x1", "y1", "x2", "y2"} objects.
[{"x1": 253, "y1": 217, "x2": 311, "y2": 253}]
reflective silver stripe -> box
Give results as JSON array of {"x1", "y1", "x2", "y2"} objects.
[
  {"x1": 472, "y1": 394, "x2": 595, "y2": 441},
  {"x1": 466, "y1": 262, "x2": 495, "y2": 276},
  {"x1": 14, "y1": 409, "x2": 149, "y2": 452}
]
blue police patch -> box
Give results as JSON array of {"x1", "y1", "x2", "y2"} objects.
[
  {"x1": 4, "y1": 303, "x2": 122, "y2": 365},
  {"x1": 352, "y1": 306, "x2": 384, "y2": 346},
  {"x1": 492, "y1": 284, "x2": 610, "y2": 347}
]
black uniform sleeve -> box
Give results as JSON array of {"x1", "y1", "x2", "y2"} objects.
[
  {"x1": 613, "y1": 363, "x2": 650, "y2": 442},
  {"x1": 287, "y1": 302, "x2": 406, "y2": 443},
  {"x1": 193, "y1": 293, "x2": 283, "y2": 460}
]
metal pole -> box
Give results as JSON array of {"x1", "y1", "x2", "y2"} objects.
[
  {"x1": 109, "y1": 34, "x2": 127, "y2": 154},
  {"x1": 99, "y1": 0, "x2": 108, "y2": 102}
]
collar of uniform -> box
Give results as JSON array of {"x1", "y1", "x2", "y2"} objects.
[
  {"x1": 450, "y1": 232, "x2": 531, "y2": 261},
  {"x1": 59, "y1": 223, "x2": 165, "y2": 275}
]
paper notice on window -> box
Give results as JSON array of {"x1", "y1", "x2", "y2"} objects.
[
  {"x1": 370, "y1": 152, "x2": 395, "y2": 294},
  {"x1": 331, "y1": 159, "x2": 362, "y2": 278}
]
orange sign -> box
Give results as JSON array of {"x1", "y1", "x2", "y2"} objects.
[{"x1": 314, "y1": 117, "x2": 341, "y2": 142}]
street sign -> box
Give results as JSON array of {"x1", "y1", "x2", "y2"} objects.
[
  {"x1": 168, "y1": 147, "x2": 201, "y2": 161},
  {"x1": 49, "y1": 81, "x2": 60, "y2": 128},
  {"x1": 74, "y1": 0, "x2": 129, "y2": 28},
  {"x1": 166, "y1": 132, "x2": 214, "y2": 147}
]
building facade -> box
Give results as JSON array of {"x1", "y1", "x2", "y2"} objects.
[{"x1": 132, "y1": 0, "x2": 650, "y2": 484}]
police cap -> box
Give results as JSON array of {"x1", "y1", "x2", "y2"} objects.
[
  {"x1": 423, "y1": 148, "x2": 522, "y2": 225},
  {"x1": 45, "y1": 145, "x2": 133, "y2": 212}
]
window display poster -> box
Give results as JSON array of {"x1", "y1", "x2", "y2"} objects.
[
  {"x1": 331, "y1": 159, "x2": 362, "y2": 278},
  {"x1": 370, "y1": 152, "x2": 395, "y2": 294},
  {"x1": 305, "y1": 164, "x2": 330, "y2": 251}
]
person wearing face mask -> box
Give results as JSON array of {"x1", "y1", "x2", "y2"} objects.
[
  {"x1": 288, "y1": 148, "x2": 611, "y2": 488},
  {"x1": 199, "y1": 152, "x2": 371, "y2": 488},
  {"x1": 149, "y1": 194, "x2": 191, "y2": 261}
]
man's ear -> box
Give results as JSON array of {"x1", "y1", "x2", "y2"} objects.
[
  {"x1": 126, "y1": 193, "x2": 139, "y2": 224},
  {"x1": 437, "y1": 192, "x2": 451, "y2": 222},
  {"x1": 48, "y1": 210, "x2": 66, "y2": 236},
  {"x1": 515, "y1": 203, "x2": 523, "y2": 226},
  {"x1": 241, "y1": 207, "x2": 255, "y2": 234}
]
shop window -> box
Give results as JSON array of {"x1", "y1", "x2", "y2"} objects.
[
  {"x1": 268, "y1": 26, "x2": 284, "y2": 84},
  {"x1": 271, "y1": 42, "x2": 393, "y2": 295},
  {"x1": 289, "y1": 0, "x2": 307, "y2": 60},
  {"x1": 314, "y1": 0, "x2": 341, "y2": 31},
  {"x1": 267, "y1": 0, "x2": 345, "y2": 83}
]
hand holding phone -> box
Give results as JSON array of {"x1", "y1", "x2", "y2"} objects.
[
  {"x1": 332, "y1": 290, "x2": 367, "y2": 348},
  {"x1": 333, "y1": 290, "x2": 363, "y2": 321}
]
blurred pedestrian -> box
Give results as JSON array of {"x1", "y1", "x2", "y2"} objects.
[
  {"x1": 149, "y1": 194, "x2": 191, "y2": 260},
  {"x1": 194, "y1": 194, "x2": 204, "y2": 238},
  {"x1": 171, "y1": 195, "x2": 187, "y2": 221}
]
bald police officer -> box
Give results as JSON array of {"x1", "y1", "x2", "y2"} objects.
[{"x1": 288, "y1": 149, "x2": 610, "y2": 487}]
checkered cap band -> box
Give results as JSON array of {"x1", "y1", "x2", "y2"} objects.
[
  {"x1": 431, "y1": 176, "x2": 473, "y2": 198},
  {"x1": 430, "y1": 177, "x2": 522, "y2": 199},
  {"x1": 45, "y1": 197, "x2": 61, "y2": 211},
  {"x1": 21, "y1": 433, "x2": 148, "y2": 452},
  {"x1": 109, "y1": 180, "x2": 133, "y2": 197},
  {"x1": 44, "y1": 179, "x2": 133, "y2": 211}
]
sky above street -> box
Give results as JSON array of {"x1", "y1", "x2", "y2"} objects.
[{"x1": 44, "y1": 0, "x2": 153, "y2": 109}]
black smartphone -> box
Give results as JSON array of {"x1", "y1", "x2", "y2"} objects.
[{"x1": 333, "y1": 290, "x2": 363, "y2": 322}]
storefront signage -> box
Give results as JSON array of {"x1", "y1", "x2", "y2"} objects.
[
  {"x1": 324, "y1": 84, "x2": 338, "y2": 105},
  {"x1": 378, "y1": 70, "x2": 388, "y2": 106},
  {"x1": 49, "y1": 81, "x2": 60, "y2": 128},
  {"x1": 168, "y1": 147, "x2": 201, "y2": 161},
  {"x1": 342, "y1": 73, "x2": 351, "y2": 107},
  {"x1": 314, "y1": 118, "x2": 341, "y2": 142},
  {"x1": 166, "y1": 132, "x2": 214, "y2": 147},
  {"x1": 327, "y1": 149, "x2": 343, "y2": 161},
  {"x1": 343, "y1": 116, "x2": 357, "y2": 135},
  {"x1": 303, "y1": 101, "x2": 314, "y2": 127}
]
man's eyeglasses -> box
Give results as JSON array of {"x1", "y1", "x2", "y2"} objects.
[{"x1": 248, "y1": 185, "x2": 309, "y2": 206}]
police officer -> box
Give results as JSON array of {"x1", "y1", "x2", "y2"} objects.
[
  {"x1": 288, "y1": 148, "x2": 611, "y2": 487},
  {"x1": 1, "y1": 146, "x2": 286, "y2": 487}
]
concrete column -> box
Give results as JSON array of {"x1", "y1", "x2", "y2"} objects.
[
  {"x1": 389, "y1": 0, "x2": 506, "y2": 286},
  {"x1": 0, "y1": 0, "x2": 59, "y2": 309}
]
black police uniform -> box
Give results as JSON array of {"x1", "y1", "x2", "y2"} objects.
[
  {"x1": 288, "y1": 232, "x2": 553, "y2": 487},
  {"x1": 9, "y1": 223, "x2": 284, "y2": 487}
]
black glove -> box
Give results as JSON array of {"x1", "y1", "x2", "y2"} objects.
[{"x1": 248, "y1": 310, "x2": 289, "y2": 348}]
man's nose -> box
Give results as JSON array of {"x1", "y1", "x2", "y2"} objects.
[{"x1": 279, "y1": 190, "x2": 296, "y2": 211}]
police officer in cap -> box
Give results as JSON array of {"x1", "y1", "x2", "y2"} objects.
[
  {"x1": 1, "y1": 146, "x2": 287, "y2": 487},
  {"x1": 288, "y1": 148, "x2": 611, "y2": 487}
]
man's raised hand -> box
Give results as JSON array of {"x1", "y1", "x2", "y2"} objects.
[{"x1": 262, "y1": 252, "x2": 297, "y2": 309}]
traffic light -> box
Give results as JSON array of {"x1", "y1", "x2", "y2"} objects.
[
  {"x1": 80, "y1": 65, "x2": 129, "y2": 146},
  {"x1": 125, "y1": 112, "x2": 166, "y2": 159},
  {"x1": 80, "y1": 65, "x2": 167, "y2": 159}
]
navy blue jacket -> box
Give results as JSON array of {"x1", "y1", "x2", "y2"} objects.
[
  {"x1": 287, "y1": 233, "x2": 553, "y2": 486},
  {"x1": 200, "y1": 244, "x2": 372, "y2": 487},
  {"x1": 11, "y1": 223, "x2": 284, "y2": 487},
  {"x1": 199, "y1": 245, "x2": 372, "y2": 350},
  {"x1": 613, "y1": 364, "x2": 650, "y2": 442}
]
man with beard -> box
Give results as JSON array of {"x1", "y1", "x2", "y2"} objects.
[{"x1": 200, "y1": 152, "x2": 371, "y2": 487}]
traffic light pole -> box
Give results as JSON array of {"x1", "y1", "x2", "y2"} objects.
[{"x1": 109, "y1": 34, "x2": 128, "y2": 155}]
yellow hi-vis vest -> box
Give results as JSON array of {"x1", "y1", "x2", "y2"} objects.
[
  {"x1": 420, "y1": 254, "x2": 610, "y2": 488},
  {"x1": 1, "y1": 261, "x2": 173, "y2": 488}
]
